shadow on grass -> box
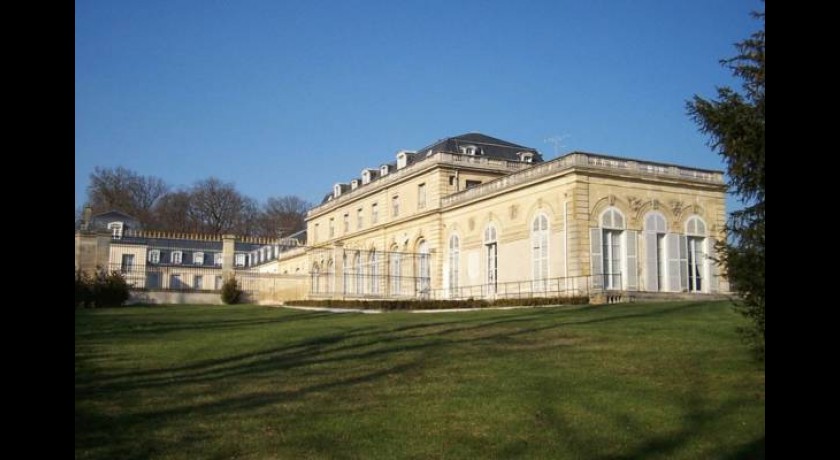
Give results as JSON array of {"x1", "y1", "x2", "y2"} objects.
[
  {"x1": 77, "y1": 302, "x2": 710, "y2": 395},
  {"x1": 77, "y1": 301, "x2": 759, "y2": 459}
]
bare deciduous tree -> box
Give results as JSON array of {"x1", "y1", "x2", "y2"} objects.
[
  {"x1": 256, "y1": 195, "x2": 311, "y2": 237},
  {"x1": 86, "y1": 166, "x2": 169, "y2": 225}
]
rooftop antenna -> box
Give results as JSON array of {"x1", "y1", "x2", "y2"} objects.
[{"x1": 544, "y1": 134, "x2": 570, "y2": 157}]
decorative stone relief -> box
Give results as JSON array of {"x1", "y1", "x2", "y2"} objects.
[
  {"x1": 627, "y1": 196, "x2": 644, "y2": 213},
  {"x1": 670, "y1": 200, "x2": 685, "y2": 220},
  {"x1": 509, "y1": 204, "x2": 519, "y2": 220}
]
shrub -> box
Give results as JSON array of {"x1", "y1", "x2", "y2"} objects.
[
  {"x1": 92, "y1": 269, "x2": 131, "y2": 308},
  {"x1": 221, "y1": 277, "x2": 243, "y2": 304},
  {"x1": 75, "y1": 269, "x2": 94, "y2": 309}
]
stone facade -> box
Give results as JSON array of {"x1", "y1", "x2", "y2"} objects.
[{"x1": 76, "y1": 133, "x2": 727, "y2": 304}]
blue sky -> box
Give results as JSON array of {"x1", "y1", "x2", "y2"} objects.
[{"x1": 76, "y1": 0, "x2": 760, "y2": 210}]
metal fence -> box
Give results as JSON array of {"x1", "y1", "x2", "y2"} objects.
[{"x1": 107, "y1": 263, "x2": 226, "y2": 292}]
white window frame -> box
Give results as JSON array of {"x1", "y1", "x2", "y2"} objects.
[
  {"x1": 392, "y1": 195, "x2": 399, "y2": 217},
  {"x1": 448, "y1": 234, "x2": 460, "y2": 297},
  {"x1": 600, "y1": 207, "x2": 625, "y2": 290},
  {"x1": 194, "y1": 275, "x2": 203, "y2": 290},
  {"x1": 214, "y1": 253, "x2": 223, "y2": 266},
  {"x1": 171, "y1": 251, "x2": 183, "y2": 265},
  {"x1": 193, "y1": 252, "x2": 205, "y2": 265},
  {"x1": 485, "y1": 224, "x2": 498, "y2": 294},
  {"x1": 684, "y1": 216, "x2": 708, "y2": 293},
  {"x1": 108, "y1": 221, "x2": 124, "y2": 239},
  {"x1": 234, "y1": 253, "x2": 246, "y2": 267},
  {"x1": 371, "y1": 203, "x2": 379, "y2": 224},
  {"x1": 531, "y1": 214, "x2": 549, "y2": 292},
  {"x1": 148, "y1": 249, "x2": 160, "y2": 264},
  {"x1": 120, "y1": 253, "x2": 134, "y2": 274},
  {"x1": 417, "y1": 240, "x2": 430, "y2": 297}
]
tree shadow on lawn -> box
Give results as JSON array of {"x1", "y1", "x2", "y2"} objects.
[
  {"x1": 77, "y1": 301, "x2": 751, "y2": 458},
  {"x1": 76, "y1": 302, "x2": 716, "y2": 396},
  {"x1": 76, "y1": 359, "x2": 423, "y2": 460},
  {"x1": 507, "y1": 349, "x2": 764, "y2": 460},
  {"x1": 76, "y1": 310, "x2": 338, "y2": 341}
]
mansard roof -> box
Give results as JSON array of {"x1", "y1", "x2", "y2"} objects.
[{"x1": 417, "y1": 132, "x2": 543, "y2": 162}]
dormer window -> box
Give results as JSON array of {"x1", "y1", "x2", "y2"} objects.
[
  {"x1": 107, "y1": 221, "x2": 123, "y2": 239},
  {"x1": 460, "y1": 145, "x2": 479, "y2": 155},
  {"x1": 334, "y1": 183, "x2": 343, "y2": 197},
  {"x1": 518, "y1": 151, "x2": 535, "y2": 163},
  {"x1": 396, "y1": 150, "x2": 414, "y2": 169},
  {"x1": 171, "y1": 251, "x2": 183, "y2": 265},
  {"x1": 235, "y1": 253, "x2": 246, "y2": 267},
  {"x1": 193, "y1": 252, "x2": 205, "y2": 265},
  {"x1": 361, "y1": 169, "x2": 375, "y2": 185},
  {"x1": 380, "y1": 165, "x2": 390, "y2": 177},
  {"x1": 351, "y1": 179, "x2": 359, "y2": 190},
  {"x1": 148, "y1": 250, "x2": 160, "y2": 264}
]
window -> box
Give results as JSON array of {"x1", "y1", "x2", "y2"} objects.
[
  {"x1": 171, "y1": 251, "x2": 183, "y2": 265},
  {"x1": 194, "y1": 275, "x2": 203, "y2": 290},
  {"x1": 170, "y1": 274, "x2": 183, "y2": 289},
  {"x1": 312, "y1": 263, "x2": 321, "y2": 294},
  {"x1": 107, "y1": 222, "x2": 123, "y2": 239},
  {"x1": 214, "y1": 253, "x2": 223, "y2": 266},
  {"x1": 146, "y1": 272, "x2": 160, "y2": 289},
  {"x1": 600, "y1": 207, "x2": 625, "y2": 289},
  {"x1": 357, "y1": 208, "x2": 363, "y2": 229},
  {"x1": 465, "y1": 180, "x2": 482, "y2": 189},
  {"x1": 531, "y1": 214, "x2": 549, "y2": 291},
  {"x1": 418, "y1": 183, "x2": 426, "y2": 209},
  {"x1": 148, "y1": 250, "x2": 160, "y2": 264},
  {"x1": 371, "y1": 203, "x2": 379, "y2": 224},
  {"x1": 449, "y1": 175, "x2": 456, "y2": 186},
  {"x1": 460, "y1": 145, "x2": 478, "y2": 155},
  {"x1": 392, "y1": 195, "x2": 399, "y2": 217},
  {"x1": 329, "y1": 218, "x2": 335, "y2": 238},
  {"x1": 485, "y1": 225, "x2": 498, "y2": 294},
  {"x1": 368, "y1": 250, "x2": 379, "y2": 294},
  {"x1": 390, "y1": 250, "x2": 401, "y2": 296},
  {"x1": 644, "y1": 212, "x2": 668, "y2": 291},
  {"x1": 193, "y1": 252, "x2": 205, "y2": 265},
  {"x1": 448, "y1": 234, "x2": 460, "y2": 296},
  {"x1": 120, "y1": 254, "x2": 134, "y2": 274},
  {"x1": 314, "y1": 223, "x2": 319, "y2": 243},
  {"x1": 685, "y1": 216, "x2": 707, "y2": 293},
  {"x1": 343, "y1": 214, "x2": 350, "y2": 233},
  {"x1": 354, "y1": 251, "x2": 363, "y2": 294},
  {"x1": 417, "y1": 240, "x2": 430, "y2": 297},
  {"x1": 235, "y1": 253, "x2": 246, "y2": 267}
]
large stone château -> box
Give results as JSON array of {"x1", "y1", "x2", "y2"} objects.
[{"x1": 75, "y1": 132, "x2": 727, "y2": 304}]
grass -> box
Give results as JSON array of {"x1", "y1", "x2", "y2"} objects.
[{"x1": 75, "y1": 301, "x2": 764, "y2": 459}]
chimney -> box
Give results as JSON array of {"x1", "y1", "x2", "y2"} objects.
[{"x1": 81, "y1": 205, "x2": 92, "y2": 231}]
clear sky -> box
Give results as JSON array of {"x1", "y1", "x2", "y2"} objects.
[{"x1": 75, "y1": 0, "x2": 760, "y2": 210}]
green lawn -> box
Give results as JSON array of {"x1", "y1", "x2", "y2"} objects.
[{"x1": 75, "y1": 301, "x2": 764, "y2": 459}]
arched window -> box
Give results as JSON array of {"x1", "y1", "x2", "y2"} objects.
[
  {"x1": 600, "y1": 207, "x2": 625, "y2": 290},
  {"x1": 448, "y1": 234, "x2": 460, "y2": 297},
  {"x1": 484, "y1": 224, "x2": 498, "y2": 294},
  {"x1": 354, "y1": 251, "x2": 363, "y2": 295},
  {"x1": 644, "y1": 212, "x2": 668, "y2": 291},
  {"x1": 368, "y1": 249, "x2": 379, "y2": 295},
  {"x1": 531, "y1": 214, "x2": 549, "y2": 292},
  {"x1": 311, "y1": 262, "x2": 321, "y2": 294},
  {"x1": 390, "y1": 248, "x2": 401, "y2": 296},
  {"x1": 326, "y1": 259, "x2": 335, "y2": 293},
  {"x1": 685, "y1": 216, "x2": 707, "y2": 293},
  {"x1": 417, "y1": 240, "x2": 430, "y2": 297}
]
